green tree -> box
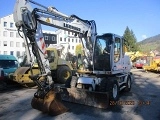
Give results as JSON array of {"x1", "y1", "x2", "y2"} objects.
[
  {"x1": 75, "y1": 44, "x2": 83, "y2": 55},
  {"x1": 123, "y1": 26, "x2": 139, "y2": 52}
]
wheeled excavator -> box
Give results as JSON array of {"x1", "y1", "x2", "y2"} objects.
[{"x1": 13, "y1": 0, "x2": 133, "y2": 116}]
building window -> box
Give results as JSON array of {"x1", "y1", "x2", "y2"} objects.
[
  {"x1": 4, "y1": 22, "x2": 7, "y2": 27},
  {"x1": 60, "y1": 37, "x2": 62, "y2": 41},
  {"x1": 3, "y1": 41, "x2": 7, "y2": 46},
  {"x1": 68, "y1": 31, "x2": 70, "y2": 35},
  {"x1": 3, "y1": 31, "x2": 7, "y2": 37},
  {"x1": 16, "y1": 42, "x2": 20, "y2": 47},
  {"x1": 79, "y1": 40, "x2": 81, "y2": 43},
  {"x1": 72, "y1": 32, "x2": 74, "y2": 35},
  {"x1": 16, "y1": 32, "x2": 20, "y2": 38},
  {"x1": 45, "y1": 36, "x2": 48, "y2": 40},
  {"x1": 64, "y1": 38, "x2": 66, "y2": 42},
  {"x1": 72, "y1": 39, "x2": 74, "y2": 42},
  {"x1": 10, "y1": 32, "x2": 14, "y2": 37},
  {"x1": 10, "y1": 22, "x2": 14, "y2": 28},
  {"x1": 64, "y1": 30, "x2": 66, "y2": 34},
  {"x1": 72, "y1": 46, "x2": 74, "y2": 50},
  {"x1": 22, "y1": 51, "x2": 25, "y2": 56},
  {"x1": 68, "y1": 38, "x2": 70, "y2": 42},
  {"x1": 10, "y1": 51, "x2": 14, "y2": 55},
  {"x1": 52, "y1": 36, "x2": 55, "y2": 41},
  {"x1": 22, "y1": 42, "x2": 25, "y2": 47},
  {"x1": 4, "y1": 51, "x2": 7, "y2": 55},
  {"x1": 76, "y1": 39, "x2": 77, "y2": 43},
  {"x1": 16, "y1": 51, "x2": 20, "y2": 57},
  {"x1": 68, "y1": 45, "x2": 70, "y2": 50},
  {"x1": 10, "y1": 41, "x2": 14, "y2": 47}
]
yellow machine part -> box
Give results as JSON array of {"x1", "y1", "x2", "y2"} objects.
[
  {"x1": 12, "y1": 67, "x2": 44, "y2": 85},
  {"x1": 143, "y1": 56, "x2": 160, "y2": 72}
]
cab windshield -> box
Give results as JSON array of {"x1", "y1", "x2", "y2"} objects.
[
  {"x1": 94, "y1": 35, "x2": 112, "y2": 56},
  {"x1": 93, "y1": 34, "x2": 112, "y2": 71}
]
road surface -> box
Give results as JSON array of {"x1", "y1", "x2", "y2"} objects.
[{"x1": 0, "y1": 69, "x2": 160, "y2": 120}]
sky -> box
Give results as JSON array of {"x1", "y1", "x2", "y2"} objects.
[{"x1": 0, "y1": 0, "x2": 160, "y2": 42}]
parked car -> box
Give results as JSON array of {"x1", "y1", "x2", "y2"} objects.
[{"x1": 134, "y1": 59, "x2": 146, "y2": 69}]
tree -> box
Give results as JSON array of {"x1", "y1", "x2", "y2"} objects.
[
  {"x1": 123, "y1": 26, "x2": 139, "y2": 52},
  {"x1": 75, "y1": 44, "x2": 83, "y2": 55}
]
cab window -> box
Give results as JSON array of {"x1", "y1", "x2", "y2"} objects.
[
  {"x1": 47, "y1": 50, "x2": 55, "y2": 63},
  {"x1": 114, "y1": 37, "x2": 121, "y2": 62}
]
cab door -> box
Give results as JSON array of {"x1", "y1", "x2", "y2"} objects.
[{"x1": 112, "y1": 36, "x2": 124, "y2": 72}]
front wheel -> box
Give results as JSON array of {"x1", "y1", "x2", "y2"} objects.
[
  {"x1": 100, "y1": 78, "x2": 119, "y2": 101},
  {"x1": 109, "y1": 80, "x2": 120, "y2": 101}
]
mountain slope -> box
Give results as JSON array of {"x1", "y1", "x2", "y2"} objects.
[{"x1": 138, "y1": 34, "x2": 160, "y2": 53}]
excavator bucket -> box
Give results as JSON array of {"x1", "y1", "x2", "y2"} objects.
[
  {"x1": 31, "y1": 90, "x2": 68, "y2": 116},
  {"x1": 56, "y1": 87, "x2": 109, "y2": 109}
]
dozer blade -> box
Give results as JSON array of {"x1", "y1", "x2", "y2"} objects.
[
  {"x1": 57, "y1": 87, "x2": 109, "y2": 109},
  {"x1": 31, "y1": 90, "x2": 68, "y2": 116}
]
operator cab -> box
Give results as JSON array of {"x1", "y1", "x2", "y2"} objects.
[{"x1": 93, "y1": 33, "x2": 128, "y2": 74}]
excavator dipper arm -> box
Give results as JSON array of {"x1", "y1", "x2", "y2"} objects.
[{"x1": 13, "y1": 0, "x2": 69, "y2": 115}]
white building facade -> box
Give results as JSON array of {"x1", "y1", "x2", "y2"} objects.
[
  {"x1": 55, "y1": 29, "x2": 82, "y2": 55},
  {"x1": 0, "y1": 14, "x2": 82, "y2": 59},
  {"x1": 0, "y1": 14, "x2": 25, "y2": 58}
]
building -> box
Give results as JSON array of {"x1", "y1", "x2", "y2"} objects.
[
  {"x1": 0, "y1": 14, "x2": 25, "y2": 57},
  {"x1": 43, "y1": 30, "x2": 57, "y2": 47},
  {"x1": 55, "y1": 29, "x2": 82, "y2": 55},
  {"x1": 0, "y1": 14, "x2": 82, "y2": 59},
  {"x1": 0, "y1": 14, "x2": 57, "y2": 58}
]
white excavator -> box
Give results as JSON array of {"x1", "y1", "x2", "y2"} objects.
[{"x1": 13, "y1": 0, "x2": 133, "y2": 116}]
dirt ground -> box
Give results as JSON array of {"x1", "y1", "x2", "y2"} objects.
[{"x1": 0, "y1": 69, "x2": 160, "y2": 120}]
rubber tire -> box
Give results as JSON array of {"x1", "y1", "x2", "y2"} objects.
[
  {"x1": 57, "y1": 66, "x2": 72, "y2": 84},
  {"x1": 64, "y1": 78, "x2": 71, "y2": 88},
  {"x1": 109, "y1": 80, "x2": 120, "y2": 101},
  {"x1": 99, "y1": 78, "x2": 108, "y2": 92},
  {"x1": 124, "y1": 75, "x2": 131, "y2": 92},
  {"x1": 100, "y1": 78, "x2": 119, "y2": 101}
]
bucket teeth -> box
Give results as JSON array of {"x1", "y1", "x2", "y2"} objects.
[{"x1": 31, "y1": 90, "x2": 68, "y2": 116}]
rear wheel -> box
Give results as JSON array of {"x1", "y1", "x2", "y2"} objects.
[
  {"x1": 57, "y1": 66, "x2": 72, "y2": 84},
  {"x1": 124, "y1": 75, "x2": 131, "y2": 92}
]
